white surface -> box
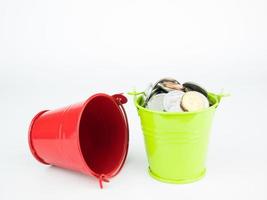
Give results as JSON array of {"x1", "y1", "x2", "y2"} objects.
[{"x1": 1, "y1": 0, "x2": 267, "y2": 199}]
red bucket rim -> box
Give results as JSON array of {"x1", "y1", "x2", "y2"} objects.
[
  {"x1": 28, "y1": 110, "x2": 50, "y2": 165},
  {"x1": 76, "y1": 93, "x2": 129, "y2": 180}
]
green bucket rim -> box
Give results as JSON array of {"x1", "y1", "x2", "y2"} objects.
[{"x1": 134, "y1": 92, "x2": 222, "y2": 115}]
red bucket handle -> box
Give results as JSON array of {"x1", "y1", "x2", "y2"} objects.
[
  {"x1": 113, "y1": 93, "x2": 129, "y2": 133},
  {"x1": 98, "y1": 94, "x2": 129, "y2": 189}
]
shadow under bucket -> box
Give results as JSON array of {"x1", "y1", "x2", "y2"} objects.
[
  {"x1": 134, "y1": 92, "x2": 222, "y2": 184},
  {"x1": 28, "y1": 93, "x2": 129, "y2": 188}
]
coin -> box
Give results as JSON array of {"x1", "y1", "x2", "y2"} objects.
[
  {"x1": 182, "y1": 82, "x2": 208, "y2": 97},
  {"x1": 144, "y1": 85, "x2": 168, "y2": 107},
  {"x1": 152, "y1": 78, "x2": 179, "y2": 91},
  {"x1": 144, "y1": 78, "x2": 179, "y2": 103},
  {"x1": 158, "y1": 81, "x2": 184, "y2": 92},
  {"x1": 154, "y1": 78, "x2": 180, "y2": 87},
  {"x1": 144, "y1": 83, "x2": 154, "y2": 97},
  {"x1": 146, "y1": 93, "x2": 166, "y2": 112},
  {"x1": 181, "y1": 91, "x2": 209, "y2": 112},
  {"x1": 163, "y1": 90, "x2": 185, "y2": 112}
]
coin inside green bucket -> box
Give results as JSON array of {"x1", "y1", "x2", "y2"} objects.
[{"x1": 134, "y1": 92, "x2": 221, "y2": 184}]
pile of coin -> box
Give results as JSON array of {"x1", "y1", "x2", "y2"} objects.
[{"x1": 143, "y1": 78, "x2": 210, "y2": 112}]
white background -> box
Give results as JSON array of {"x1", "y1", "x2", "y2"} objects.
[{"x1": 1, "y1": 0, "x2": 267, "y2": 199}]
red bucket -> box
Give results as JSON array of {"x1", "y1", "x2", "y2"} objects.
[{"x1": 28, "y1": 93, "x2": 129, "y2": 188}]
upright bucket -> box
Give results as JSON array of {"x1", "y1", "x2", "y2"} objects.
[
  {"x1": 134, "y1": 93, "x2": 221, "y2": 184},
  {"x1": 28, "y1": 93, "x2": 129, "y2": 188}
]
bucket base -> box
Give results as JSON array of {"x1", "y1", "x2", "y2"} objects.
[{"x1": 148, "y1": 168, "x2": 206, "y2": 184}]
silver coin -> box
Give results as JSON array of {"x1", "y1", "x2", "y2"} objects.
[
  {"x1": 146, "y1": 93, "x2": 166, "y2": 112},
  {"x1": 144, "y1": 83, "x2": 154, "y2": 97},
  {"x1": 144, "y1": 78, "x2": 180, "y2": 107},
  {"x1": 163, "y1": 90, "x2": 185, "y2": 112},
  {"x1": 144, "y1": 86, "x2": 167, "y2": 107}
]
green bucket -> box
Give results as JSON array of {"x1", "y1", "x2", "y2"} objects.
[{"x1": 133, "y1": 92, "x2": 223, "y2": 184}]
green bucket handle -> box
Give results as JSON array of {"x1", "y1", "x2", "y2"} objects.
[
  {"x1": 216, "y1": 92, "x2": 230, "y2": 101},
  {"x1": 127, "y1": 91, "x2": 145, "y2": 98},
  {"x1": 128, "y1": 89, "x2": 230, "y2": 108}
]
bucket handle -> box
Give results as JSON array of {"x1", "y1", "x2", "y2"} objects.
[
  {"x1": 216, "y1": 92, "x2": 230, "y2": 101},
  {"x1": 128, "y1": 90, "x2": 145, "y2": 98},
  {"x1": 128, "y1": 90, "x2": 230, "y2": 99},
  {"x1": 96, "y1": 94, "x2": 129, "y2": 189},
  {"x1": 98, "y1": 174, "x2": 110, "y2": 189},
  {"x1": 112, "y1": 93, "x2": 129, "y2": 183},
  {"x1": 112, "y1": 93, "x2": 129, "y2": 152},
  {"x1": 214, "y1": 91, "x2": 230, "y2": 108},
  {"x1": 112, "y1": 94, "x2": 129, "y2": 132},
  {"x1": 128, "y1": 89, "x2": 230, "y2": 109},
  {"x1": 113, "y1": 94, "x2": 129, "y2": 144},
  {"x1": 128, "y1": 90, "x2": 146, "y2": 109}
]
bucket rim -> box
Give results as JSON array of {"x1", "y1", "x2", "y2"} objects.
[
  {"x1": 76, "y1": 93, "x2": 129, "y2": 180},
  {"x1": 134, "y1": 92, "x2": 220, "y2": 115},
  {"x1": 28, "y1": 110, "x2": 50, "y2": 165}
]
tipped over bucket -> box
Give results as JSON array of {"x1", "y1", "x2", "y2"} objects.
[
  {"x1": 28, "y1": 93, "x2": 129, "y2": 188},
  {"x1": 134, "y1": 92, "x2": 221, "y2": 184}
]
